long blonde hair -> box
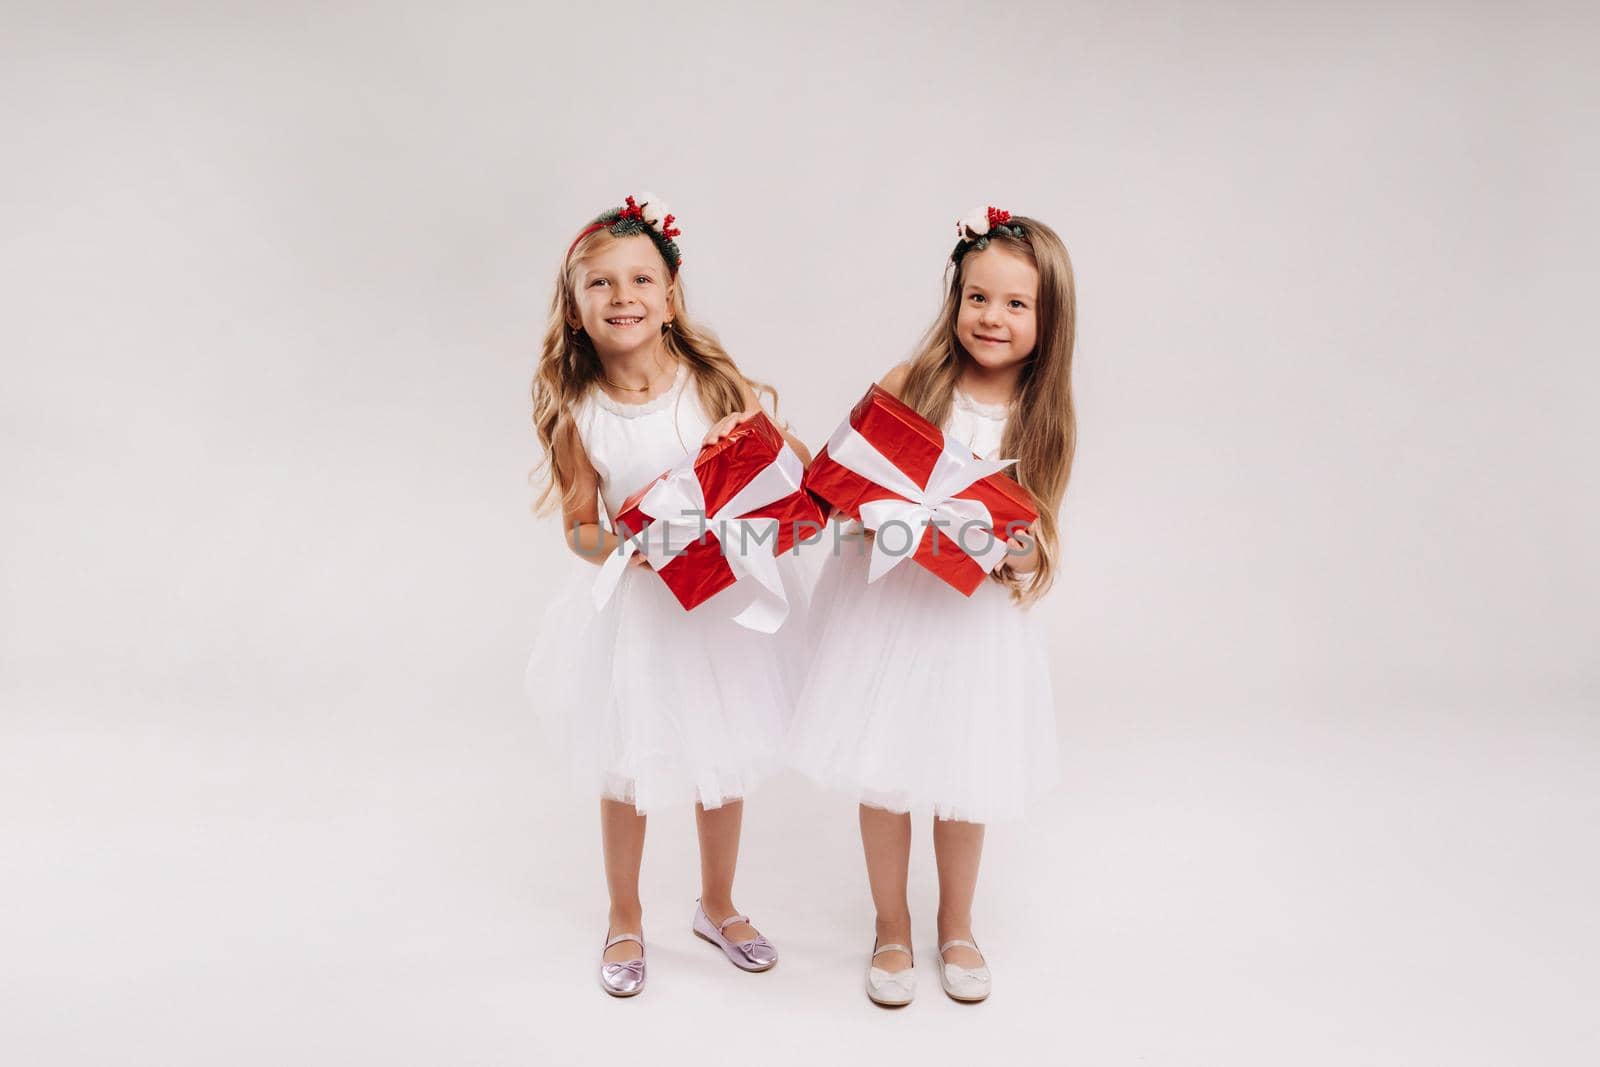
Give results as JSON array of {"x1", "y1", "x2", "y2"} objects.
[
  {"x1": 899, "y1": 215, "x2": 1077, "y2": 606},
  {"x1": 531, "y1": 228, "x2": 777, "y2": 516}
]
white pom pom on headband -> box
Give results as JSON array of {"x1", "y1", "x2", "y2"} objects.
[
  {"x1": 565, "y1": 192, "x2": 683, "y2": 273},
  {"x1": 953, "y1": 205, "x2": 1026, "y2": 263}
]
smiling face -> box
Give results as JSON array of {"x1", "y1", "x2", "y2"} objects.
[
  {"x1": 954, "y1": 243, "x2": 1039, "y2": 371},
  {"x1": 569, "y1": 234, "x2": 675, "y2": 357}
]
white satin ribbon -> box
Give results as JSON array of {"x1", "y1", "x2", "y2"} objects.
[
  {"x1": 823, "y1": 417, "x2": 1016, "y2": 583},
  {"x1": 591, "y1": 443, "x2": 805, "y2": 633}
]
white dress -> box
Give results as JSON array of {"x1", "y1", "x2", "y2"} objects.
[
  {"x1": 524, "y1": 362, "x2": 811, "y2": 813},
  {"x1": 784, "y1": 387, "x2": 1059, "y2": 824}
]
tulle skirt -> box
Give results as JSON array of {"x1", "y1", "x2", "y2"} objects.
[
  {"x1": 524, "y1": 546, "x2": 817, "y2": 814},
  {"x1": 785, "y1": 522, "x2": 1059, "y2": 823}
]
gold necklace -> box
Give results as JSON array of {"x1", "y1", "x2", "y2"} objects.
[{"x1": 600, "y1": 354, "x2": 672, "y2": 396}]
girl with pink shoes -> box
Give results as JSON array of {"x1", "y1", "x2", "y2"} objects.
[{"x1": 524, "y1": 194, "x2": 813, "y2": 997}]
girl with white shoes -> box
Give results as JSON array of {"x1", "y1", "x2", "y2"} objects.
[{"x1": 787, "y1": 207, "x2": 1079, "y2": 1005}]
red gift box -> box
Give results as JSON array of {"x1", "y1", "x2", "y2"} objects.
[
  {"x1": 803, "y1": 384, "x2": 1038, "y2": 595},
  {"x1": 611, "y1": 411, "x2": 824, "y2": 613}
]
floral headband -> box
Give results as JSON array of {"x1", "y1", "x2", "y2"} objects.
[
  {"x1": 565, "y1": 192, "x2": 683, "y2": 274},
  {"x1": 952, "y1": 205, "x2": 1026, "y2": 263}
]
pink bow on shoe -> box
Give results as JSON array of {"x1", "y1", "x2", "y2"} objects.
[{"x1": 602, "y1": 959, "x2": 645, "y2": 981}]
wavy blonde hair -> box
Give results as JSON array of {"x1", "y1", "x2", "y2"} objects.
[
  {"x1": 531, "y1": 228, "x2": 778, "y2": 516},
  {"x1": 898, "y1": 215, "x2": 1077, "y2": 606}
]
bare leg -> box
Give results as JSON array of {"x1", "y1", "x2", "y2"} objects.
[
  {"x1": 859, "y1": 804, "x2": 913, "y2": 971},
  {"x1": 601, "y1": 797, "x2": 646, "y2": 963},
  {"x1": 695, "y1": 799, "x2": 759, "y2": 941},
  {"x1": 932, "y1": 815, "x2": 986, "y2": 967}
]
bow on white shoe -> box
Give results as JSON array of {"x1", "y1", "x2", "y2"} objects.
[
  {"x1": 937, "y1": 939, "x2": 991, "y2": 1003},
  {"x1": 865, "y1": 942, "x2": 916, "y2": 1007}
]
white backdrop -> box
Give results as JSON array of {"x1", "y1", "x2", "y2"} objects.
[{"x1": 3, "y1": 2, "x2": 1596, "y2": 1064}]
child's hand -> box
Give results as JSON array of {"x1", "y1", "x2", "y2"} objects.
[
  {"x1": 1004, "y1": 530, "x2": 1039, "y2": 573},
  {"x1": 629, "y1": 551, "x2": 653, "y2": 569},
  {"x1": 702, "y1": 409, "x2": 760, "y2": 446}
]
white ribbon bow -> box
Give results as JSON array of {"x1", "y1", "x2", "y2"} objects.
[
  {"x1": 823, "y1": 417, "x2": 1016, "y2": 584},
  {"x1": 591, "y1": 443, "x2": 805, "y2": 633}
]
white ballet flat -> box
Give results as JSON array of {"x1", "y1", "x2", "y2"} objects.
[
  {"x1": 865, "y1": 941, "x2": 916, "y2": 1007},
  {"x1": 936, "y1": 938, "x2": 991, "y2": 1002}
]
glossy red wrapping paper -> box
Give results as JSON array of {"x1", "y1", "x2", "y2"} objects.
[
  {"x1": 802, "y1": 385, "x2": 1038, "y2": 596},
  {"x1": 613, "y1": 411, "x2": 824, "y2": 612}
]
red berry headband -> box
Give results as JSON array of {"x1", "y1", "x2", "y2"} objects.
[
  {"x1": 565, "y1": 192, "x2": 683, "y2": 274},
  {"x1": 952, "y1": 205, "x2": 1026, "y2": 264}
]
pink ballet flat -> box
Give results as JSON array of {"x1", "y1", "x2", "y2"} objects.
[
  {"x1": 598, "y1": 932, "x2": 646, "y2": 997},
  {"x1": 692, "y1": 901, "x2": 778, "y2": 972}
]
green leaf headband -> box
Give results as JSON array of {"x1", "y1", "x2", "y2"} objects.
[
  {"x1": 952, "y1": 205, "x2": 1026, "y2": 264},
  {"x1": 566, "y1": 192, "x2": 683, "y2": 274}
]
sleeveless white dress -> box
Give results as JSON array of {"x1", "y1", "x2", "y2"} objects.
[
  {"x1": 524, "y1": 362, "x2": 812, "y2": 813},
  {"x1": 784, "y1": 388, "x2": 1059, "y2": 823}
]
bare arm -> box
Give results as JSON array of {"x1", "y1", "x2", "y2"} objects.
[
  {"x1": 555, "y1": 422, "x2": 645, "y2": 568},
  {"x1": 877, "y1": 361, "x2": 912, "y2": 400}
]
